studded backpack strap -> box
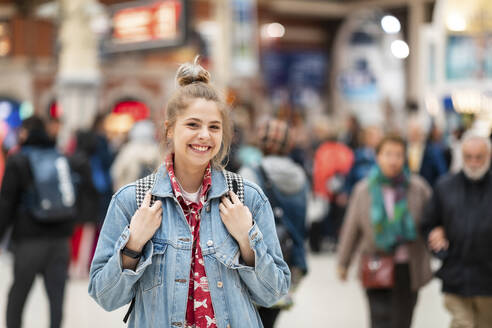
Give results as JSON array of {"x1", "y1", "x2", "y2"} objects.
[{"x1": 223, "y1": 170, "x2": 244, "y2": 203}]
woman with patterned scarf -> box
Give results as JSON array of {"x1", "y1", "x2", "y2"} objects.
[{"x1": 337, "y1": 134, "x2": 433, "y2": 328}]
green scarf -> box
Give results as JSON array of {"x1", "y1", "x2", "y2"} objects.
[{"x1": 368, "y1": 165, "x2": 416, "y2": 253}]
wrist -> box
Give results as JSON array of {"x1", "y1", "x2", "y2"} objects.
[
  {"x1": 121, "y1": 246, "x2": 142, "y2": 259},
  {"x1": 126, "y1": 233, "x2": 145, "y2": 253},
  {"x1": 237, "y1": 232, "x2": 251, "y2": 249}
]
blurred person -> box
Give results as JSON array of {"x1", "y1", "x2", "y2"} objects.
[
  {"x1": 421, "y1": 131, "x2": 492, "y2": 328},
  {"x1": 88, "y1": 59, "x2": 290, "y2": 327},
  {"x1": 111, "y1": 119, "x2": 162, "y2": 190},
  {"x1": 428, "y1": 122, "x2": 452, "y2": 169},
  {"x1": 344, "y1": 125, "x2": 383, "y2": 195},
  {"x1": 69, "y1": 129, "x2": 109, "y2": 279},
  {"x1": 339, "y1": 115, "x2": 361, "y2": 150},
  {"x1": 288, "y1": 118, "x2": 314, "y2": 182},
  {"x1": 0, "y1": 116, "x2": 93, "y2": 328},
  {"x1": 46, "y1": 116, "x2": 61, "y2": 144},
  {"x1": 407, "y1": 117, "x2": 448, "y2": 187},
  {"x1": 337, "y1": 135, "x2": 432, "y2": 328},
  {"x1": 449, "y1": 126, "x2": 466, "y2": 173},
  {"x1": 309, "y1": 117, "x2": 354, "y2": 252},
  {"x1": 239, "y1": 118, "x2": 308, "y2": 328}
]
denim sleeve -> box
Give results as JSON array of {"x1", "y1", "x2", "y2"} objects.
[
  {"x1": 232, "y1": 198, "x2": 291, "y2": 307},
  {"x1": 88, "y1": 193, "x2": 154, "y2": 311}
]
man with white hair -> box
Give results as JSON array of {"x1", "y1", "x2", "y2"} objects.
[{"x1": 421, "y1": 131, "x2": 492, "y2": 328}]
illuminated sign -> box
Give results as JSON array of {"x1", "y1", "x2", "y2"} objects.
[
  {"x1": 113, "y1": 100, "x2": 150, "y2": 121},
  {"x1": 103, "y1": 0, "x2": 188, "y2": 53}
]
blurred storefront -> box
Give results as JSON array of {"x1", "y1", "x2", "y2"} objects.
[
  {"x1": 1, "y1": 0, "x2": 491, "y2": 146},
  {"x1": 421, "y1": 0, "x2": 492, "y2": 135}
]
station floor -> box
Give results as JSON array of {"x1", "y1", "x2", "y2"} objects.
[{"x1": 0, "y1": 251, "x2": 450, "y2": 327}]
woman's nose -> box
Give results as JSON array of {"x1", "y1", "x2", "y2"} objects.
[{"x1": 198, "y1": 127, "x2": 209, "y2": 139}]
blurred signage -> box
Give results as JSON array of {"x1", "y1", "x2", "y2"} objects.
[
  {"x1": 103, "y1": 0, "x2": 188, "y2": 53},
  {"x1": 262, "y1": 51, "x2": 326, "y2": 107},
  {"x1": 231, "y1": 0, "x2": 258, "y2": 77}
]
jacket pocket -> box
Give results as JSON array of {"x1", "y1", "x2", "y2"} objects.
[
  {"x1": 213, "y1": 234, "x2": 240, "y2": 268},
  {"x1": 140, "y1": 240, "x2": 168, "y2": 292}
]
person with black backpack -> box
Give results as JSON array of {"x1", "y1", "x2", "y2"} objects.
[
  {"x1": 0, "y1": 116, "x2": 94, "y2": 328},
  {"x1": 88, "y1": 58, "x2": 290, "y2": 328},
  {"x1": 239, "y1": 118, "x2": 309, "y2": 328}
]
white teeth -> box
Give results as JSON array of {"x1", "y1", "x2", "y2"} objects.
[{"x1": 191, "y1": 145, "x2": 209, "y2": 152}]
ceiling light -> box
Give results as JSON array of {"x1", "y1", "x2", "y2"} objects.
[
  {"x1": 391, "y1": 40, "x2": 409, "y2": 59},
  {"x1": 381, "y1": 15, "x2": 401, "y2": 34}
]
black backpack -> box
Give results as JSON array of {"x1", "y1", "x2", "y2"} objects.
[
  {"x1": 22, "y1": 146, "x2": 77, "y2": 222},
  {"x1": 123, "y1": 170, "x2": 244, "y2": 324}
]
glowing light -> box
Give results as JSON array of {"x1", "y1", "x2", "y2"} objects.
[
  {"x1": 381, "y1": 15, "x2": 401, "y2": 34},
  {"x1": 261, "y1": 23, "x2": 285, "y2": 39},
  {"x1": 391, "y1": 40, "x2": 409, "y2": 59},
  {"x1": 446, "y1": 13, "x2": 466, "y2": 32}
]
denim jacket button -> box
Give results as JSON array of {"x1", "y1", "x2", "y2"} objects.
[
  {"x1": 217, "y1": 281, "x2": 223, "y2": 288},
  {"x1": 206, "y1": 203, "x2": 211, "y2": 212},
  {"x1": 206, "y1": 240, "x2": 213, "y2": 247},
  {"x1": 171, "y1": 322, "x2": 182, "y2": 327},
  {"x1": 226, "y1": 325, "x2": 231, "y2": 328}
]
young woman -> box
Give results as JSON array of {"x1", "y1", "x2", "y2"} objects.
[
  {"x1": 88, "y1": 59, "x2": 290, "y2": 328},
  {"x1": 337, "y1": 135, "x2": 432, "y2": 328}
]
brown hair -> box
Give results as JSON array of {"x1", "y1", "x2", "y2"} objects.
[
  {"x1": 163, "y1": 57, "x2": 232, "y2": 169},
  {"x1": 375, "y1": 134, "x2": 407, "y2": 155},
  {"x1": 256, "y1": 119, "x2": 293, "y2": 156}
]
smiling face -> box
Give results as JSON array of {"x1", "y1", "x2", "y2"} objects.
[{"x1": 167, "y1": 98, "x2": 223, "y2": 172}]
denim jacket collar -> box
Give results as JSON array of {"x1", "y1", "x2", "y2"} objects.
[{"x1": 151, "y1": 164, "x2": 229, "y2": 200}]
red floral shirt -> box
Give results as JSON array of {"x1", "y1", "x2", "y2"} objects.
[{"x1": 165, "y1": 155, "x2": 217, "y2": 328}]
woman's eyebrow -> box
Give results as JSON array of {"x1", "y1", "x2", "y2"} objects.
[{"x1": 185, "y1": 117, "x2": 221, "y2": 125}]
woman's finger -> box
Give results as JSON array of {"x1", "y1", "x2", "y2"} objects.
[
  {"x1": 141, "y1": 191, "x2": 152, "y2": 208},
  {"x1": 219, "y1": 203, "x2": 227, "y2": 213},
  {"x1": 151, "y1": 200, "x2": 162, "y2": 211},
  {"x1": 221, "y1": 194, "x2": 233, "y2": 207},
  {"x1": 229, "y1": 190, "x2": 242, "y2": 205}
]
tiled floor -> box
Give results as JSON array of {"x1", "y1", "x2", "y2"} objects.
[{"x1": 0, "y1": 252, "x2": 449, "y2": 327}]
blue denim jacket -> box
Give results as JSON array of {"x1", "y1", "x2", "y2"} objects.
[{"x1": 88, "y1": 165, "x2": 291, "y2": 328}]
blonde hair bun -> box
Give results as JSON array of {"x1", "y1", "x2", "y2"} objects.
[{"x1": 175, "y1": 56, "x2": 211, "y2": 87}]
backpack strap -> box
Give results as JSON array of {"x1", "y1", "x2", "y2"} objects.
[
  {"x1": 135, "y1": 173, "x2": 157, "y2": 207},
  {"x1": 123, "y1": 173, "x2": 157, "y2": 324},
  {"x1": 223, "y1": 170, "x2": 244, "y2": 203}
]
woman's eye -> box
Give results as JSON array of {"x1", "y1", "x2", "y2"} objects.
[
  {"x1": 210, "y1": 125, "x2": 220, "y2": 130},
  {"x1": 187, "y1": 123, "x2": 198, "y2": 128}
]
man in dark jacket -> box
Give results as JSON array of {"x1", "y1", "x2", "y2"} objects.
[
  {"x1": 0, "y1": 116, "x2": 93, "y2": 328},
  {"x1": 407, "y1": 118, "x2": 448, "y2": 187},
  {"x1": 421, "y1": 131, "x2": 492, "y2": 328}
]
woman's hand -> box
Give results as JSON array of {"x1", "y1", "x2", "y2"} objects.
[
  {"x1": 127, "y1": 192, "x2": 162, "y2": 252},
  {"x1": 219, "y1": 191, "x2": 255, "y2": 266},
  {"x1": 219, "y1": 191, "x2": 252, "y2": 243}
]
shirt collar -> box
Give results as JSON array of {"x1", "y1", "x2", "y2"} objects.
[
  {"x1": 151, "y1": 160, "x2": 229, "y2": 201},
  {"x1": 165, "y1": 154, "x2": 212, "y2": 205}
]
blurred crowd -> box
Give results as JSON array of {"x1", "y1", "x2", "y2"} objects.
[{"x1": 1, "y1": 106, "x2": 491, "y2": 328}]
